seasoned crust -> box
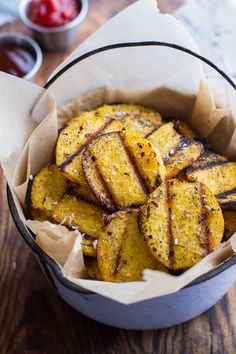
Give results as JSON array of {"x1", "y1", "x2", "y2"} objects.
[
  {"x1": 146, "y1": 122, "x2": 204, "y2": 178},
  {"x1": 56, "y1": 110, "x2": 123, "y2": 185},
  {"x1": 139, "y1": 180, "x2": 224, "y2": 270},
  {"x1": 97, "y1": 104, "x2": 163, "y2": 137},
  {"x1": 97, "y1": 209, "x2": 167, "y2": 282},
  {"x1": 27, "y1": 164, "x2": 69, "y2": 214},
  {"x1": 52, "y1": 194, "x2": 109, "y2": 238},
  {"x1": 82, "y1": 130, "x2": 166, "y2": 211},
  {"x1": 186, "y1": 152, "x2": 236, "y2": 198}
]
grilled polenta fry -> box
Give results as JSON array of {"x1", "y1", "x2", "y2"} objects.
[
  {"x1": 84, "y1": 257, "x2": 103, "y2": 280},
  {"x1": 223, "y1": 210, "x2": 236, "y2": 240},
  {"x1": 139, "y1": 180, "x2": 224, "y2": 270},
  {"x1": 97, "y1": 209, "x2": 167, "y2": 282},
  {"x1": 186, "y1": 152, "x2": 236, "y2": 202},
  {"x1": 82, "y1": 131, "x2": 166, "y2": 211},
  {"x1": 27, "y1": 164, "x2": 69, "y2": 214},
  {"x1": 56, "y1": 110, "x2": 123, "y2": 185},
  {"x1": 52, "y1": 194, "x2": 109, "y2": 238},
  {"x1": 145, "y1": 122, "x2": 203, "y2": 178}
]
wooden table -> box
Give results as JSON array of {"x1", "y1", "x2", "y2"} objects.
[{"x1": 0, "y1": 1, "x2": 236, "y2": 353}]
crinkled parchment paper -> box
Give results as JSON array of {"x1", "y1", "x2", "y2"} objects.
[{"x1": 0, "y1": 0, "x2": 236, "y2": 304}]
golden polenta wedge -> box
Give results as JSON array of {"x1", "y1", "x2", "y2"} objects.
[
  {"x1": 56, "y1": 110, "x2": 104, "y2": 165},
  {"x1": 97, "y1": 209, "x2": 167, "y2": 282},
  {"x1": 186, "y1": 152, "x2": 236, "y2": 197},
  {"x1": 145, "y1": 122, "x2": 203, "y2": 178},
  {"x1": 56, "y1": 109, "x2": 123, "y2": 185},
  {"x1": 81, "y1": 235, "x2": 97, "y2": 257},
  {"x1": 97, "y1": 104, "x2": 163, "y2": 137},
  {"x1": 82, "y1": 130, "x2": 166, "y2": 211},
  {"x1": 52, "y1": 194, "x2": 109, "y2": 238},
  {"x1": 223, "y1": 210, "x2": 236, "y2": 240},
  {"x1": 27, "y1": 164, "x2": 69, "y2": 213},
  {"x1": 84, "y1": 257, "x2": 103, "y2": 280},
  {"x1": 139, "y1": 180, "x2": 224, "y2": 270}
]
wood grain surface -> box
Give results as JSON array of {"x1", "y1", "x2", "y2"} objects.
[{"x1": 1, "y1": 1, "x2": 236, "y2": 353}]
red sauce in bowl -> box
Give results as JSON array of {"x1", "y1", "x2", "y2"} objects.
[
  {"x1": 0, "y1": 43, "x2": 36, "y2": 77},
  {"x1": 28, "y1": 0, "x2": 80, "y2": 28}
]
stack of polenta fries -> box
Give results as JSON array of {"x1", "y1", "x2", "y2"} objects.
[{"x1": 26, "y1": 104, "x2": 236, "y2": 282}]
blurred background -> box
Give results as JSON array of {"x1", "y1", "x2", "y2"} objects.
[{"x1": 0, "y1": 0, "x2": 235, "y2": 84}]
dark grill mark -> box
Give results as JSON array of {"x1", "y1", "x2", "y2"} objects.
[
  {"x1": 151, "y1": 200, "x2": 158, "y2": 207},
  {"x1": 58, "y1": 118, "x2": 115, "y2": 170},
  {"x1": 113, "y1": 227, "x2": 126, "y2": 276},
  {"x1": 156, "y1": 174, "x2": 162, "y2": 187},
  {"x1": 186, "y1": 159, "x2": 231, "y2": 174},
  {"x1": 216, "y1": 188, "x2": 236, "y2": 210},
  {"x1": 82, "y1": 149, "x2": 117, "y2": 211},
  {"x1": 166, "y1": 181, "x2": 174, "y2": 269},
  {"x1": 130, "y1": 203, "x2": 141, "y2": 208},
  {"x1": 144, "y1": 124, "x2": 162, "y2": 138},
  {"x1": 164, "y1": 138, "x2": 197, "y2": 163},
  {"x1": 118, "y1": 133, "x2": 149, "y2": 194},
  {"x1": 104, "y1": 214, "x2": 116, "y2": 226},
  {"x1": 216, "y1": 188, "x2": 236, "y2": 199},
  {"x1": 199, "y1": 183, "x2": 210, "y2": 255},
  {"x1": 218, "y1": 200, "x2": 236, "y2": 211}
]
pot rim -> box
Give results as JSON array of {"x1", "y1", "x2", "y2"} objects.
[{"x1": 8, "y1": 41, "x2": 236, "y2": 298}]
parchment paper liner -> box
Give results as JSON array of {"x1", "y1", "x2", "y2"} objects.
[{"x1": 0, "y1": 0, "x2": 236, "y2": 305}]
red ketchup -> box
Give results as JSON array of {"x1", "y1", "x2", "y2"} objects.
[
  {"x1": 28, "y1": 0, "x2": 80, "y2": 28},
  {"x1": 0, "y1": 43, "x2": 35, "y2": 77}
]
